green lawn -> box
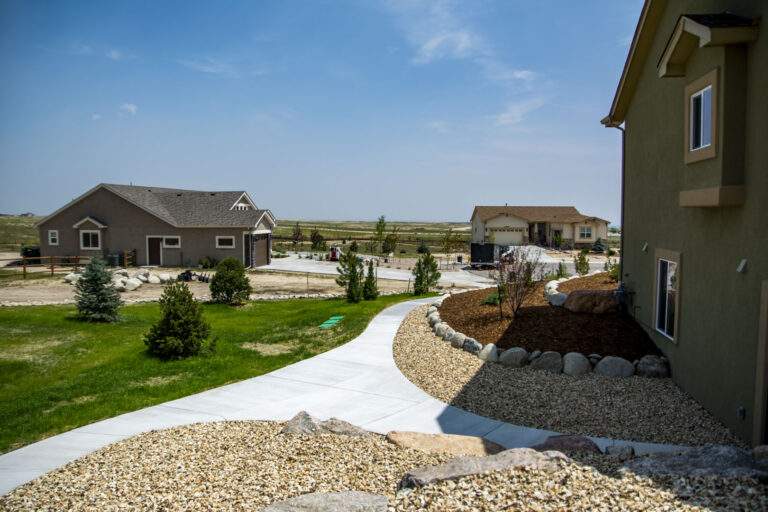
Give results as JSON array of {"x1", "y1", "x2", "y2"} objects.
[{"x1": 0, "y1": 294, "x2": 419, "y2": 453}]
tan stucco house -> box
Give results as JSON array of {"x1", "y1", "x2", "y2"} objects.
[
  {"x1": 602, "y1": 1, "x2": 766, "y2": 445},
  {"x1": 470, "y1": 206, "x2": 609, "y2": 248},
  {"x1": 36, "y1": 184, "x2": 276, "y2": 268}
]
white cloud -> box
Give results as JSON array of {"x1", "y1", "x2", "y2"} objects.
[
  {"x1": 91, "y1": 113, "x2": 102, "y2": 121},
  {"x1": 413, "y1": 30, "x2": 481, "y2": 64},
  {"x1": 427, "y1": 120, "x2": 449, "y2": 133},
  {"x1": 105, "y1": 49, "x2": 126, "y2": 61},
  {"x1": 494, "y1": 97, "x2": 546, "y2": 126},
  {"x1": 178, "y1": 57, "x2": 238, "y2": 76},
  {"x1": 119, "y1": 103, "x2": 138, "y2": 115}
]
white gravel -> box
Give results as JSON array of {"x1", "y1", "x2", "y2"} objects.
[{"x1": 393, "y1": 305, "x2": 741, "y2": 446}]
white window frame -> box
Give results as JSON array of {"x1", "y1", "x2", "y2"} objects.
[
  {"x1": 216, "y1": 236, "x2": 236, "y2": 249},
  {"x1": 79, "y1": 230, "x2": 101, "y2": 250},
  {"x1": 578, "y1": 226, "x2": 592, "y2": 239},
  {"x1": 689, "y1": 85, "x2": 712, "y2": 151},
  {"x1": 655, "y1": 258, "x2": 678, "y2": 341},
  {"x1": 48, "y1": 230, "x2": 59, "y2": 246},
  {"x1": 162, "y1": 236, "x2": 181, "y2": 248}
]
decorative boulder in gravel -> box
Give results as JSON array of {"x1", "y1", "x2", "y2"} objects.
[
  {"x1": 532, "y1": 435, "x2": 602, "y2": 455},
  {"x1": 158, "y1": 272, "x2": 172, "y2": 283},
  {"x1": 588, "y1": 353, "x2": 602, "y2": 364},
  {"x1": 563, "y1": 290, "x2": 619, "y2": 314},
  {"x1": 635, "y1": 355, "x2": 671, "y2": 378},
  {"x1": 137, "y1": 274, "x2": 149, "y2": 283},
  {"x1": 563, "y1": 352, "x2": 591, "y2": 377},
  {"x1": 606, "y1": 444, "x2": 635, "y2": 462},
  {"x1": 622, "y1": 444, "x2": 768, "y2": 482},
  {"x1": 594, "y1": 356, "x2": 635, "y2": 378},
  {"x1": 528, "y1": 350, "x2": 542, "y2": 362},
  {"x1": 123, "y1": 278, "x2": 142, "y2": 291},
  {"x1": 434, "y1": 323, "x2": 449, "y2": 337},
  {"x1": 262, "y1": 491, "x2": 388, "y2": 512},
  {"x1": 399, "y1": 448, "x2": 569, "y2": 489},
  {"x1": 427, "y1": 313, "x2": 441, "y2": 327},
  {"x1": 386, "y1": 431, "x2": 504, "y2": 457},
  {"x1": 478, "y1": 343, "x2": 499, "y2": 362},
  {"x1": 63, "y1": 273, "x2": 81, "y2": 284},
  {"x1": 548, "y1": 292, "x2": 568, "y2": 307},
  {"x1": 463, "y1": 338, "x2": 482, "y2": 355},
  {"x1": 440, "y1": 327, "x2": 455, "y2": 342},
  {"x1": 448, "y1": 331, "x2": 466, "y2": 349},
  {"x1": 754, "y1": 445, "x2": 768, "y2": 463},
  {"x1": 529, "y1": 351, "x2": 563, "y2": 373},
  {"x1": 280, "y1": 411, "x2": 369, "y2": 436},
  {"x1": 147, "y1": 274, "x2": 162, "y2": 284},
  {"x1": 426, "y1": 306, "x2": 437, "y2": 316},
  {"x1": 112, "y1": 269, "x2": 129, "y2": 277},
  {"x1": 498, "y1": 347, "x2": 528, "y2": 368}
]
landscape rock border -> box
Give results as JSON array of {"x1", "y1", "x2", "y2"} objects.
[{"x1": 428, "y1": 286, "x2": 670, "y2": 379}]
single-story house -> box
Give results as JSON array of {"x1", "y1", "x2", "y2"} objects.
[
  {"x1": 36, "y1": 183, "x2": 276, "y2": 267},
  {"x1": 601, "y1": 0, "x2": 766, "y2": 445},
  {"x1": 470, "y1": 205, "x2": 609, "y2": 249}
]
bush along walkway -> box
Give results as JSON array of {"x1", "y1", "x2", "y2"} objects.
[{"x1": 0, "y1": 297, "x2": 690, "y2": 496}]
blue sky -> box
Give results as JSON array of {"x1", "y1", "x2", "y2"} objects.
[{"x1": 0, "y1": 0, "x2": 642, "y2": 223}]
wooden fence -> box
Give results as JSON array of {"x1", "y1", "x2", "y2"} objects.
[{"x1": 0, "y1": 251, "x2": 134, "y2": 279}]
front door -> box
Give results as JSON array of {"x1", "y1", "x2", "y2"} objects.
[{"x1": 147, "y1": 237, "x2": 162, "y2": 266}]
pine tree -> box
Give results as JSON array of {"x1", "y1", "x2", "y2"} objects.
[
  {"x1": 144, "y1": 282, "x2": 212, "y2": 359},
  {"x1": 416, "y1": 240, "x2": 430, "y2": 254},
  {"x1": 413, "y1": 253, "x2": 441, "y2": 295},
  {"x1": 210, "y1": 257, "x2": 252, "y2": 305},
  {"x1": 574, "y1": 252, "x2": 590, "y2": 276},
  {"x1": 74, "y1": 256, "x2": 122, "y2": 322},
  {"x1": 362, "y1": 260, "x2": 379, "y2": 300},
  {"x1": 335, "y1": 250, "x2": 363, "y2": 303},
  {"x1": 592, "y1": 238, "x2": 607, "y2": 253}
]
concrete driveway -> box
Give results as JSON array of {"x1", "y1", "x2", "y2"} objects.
[
  {"x1": 263, "y1": 255, "x2": 494, "y2": 288},
  {"x1": 0, "y1": 297, "x2": 684, "y2": 496}
]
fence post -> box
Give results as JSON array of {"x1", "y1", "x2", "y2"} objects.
[
  {"x1": 23, "y1": 257, "x2": 27, "y2": 279},
  {"x1": 50, "y1": 256, "x2": 55, "y2": 276}
]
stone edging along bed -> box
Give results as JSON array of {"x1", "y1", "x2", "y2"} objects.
[{"x1": 427, "y1": 279, "x2": 671, "y2": 379}]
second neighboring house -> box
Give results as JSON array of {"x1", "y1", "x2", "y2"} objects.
[
  {"x1": 470, "y1": 206, "x2": 609, "y2": 248},
  {"x1": 602, "y1": 1, "x2": 766, "y2": 445},
  {"x1": 36, "y1": 183, "x2": 277, "y2": 268}
]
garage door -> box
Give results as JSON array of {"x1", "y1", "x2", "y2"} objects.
[
  {"x1": 252, "y1": 234, "x2": 270, "y2": 267},
  {"x1": 494, "y1": 231, "x2": 524, "y2": 245}
]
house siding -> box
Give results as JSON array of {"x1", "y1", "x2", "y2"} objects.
[
  {"x1": 38, "y1": 187, "x2": 269, "y2": 267},
  {"x1": 621, "y1": 0, "x2": 767, "y2": 443}
]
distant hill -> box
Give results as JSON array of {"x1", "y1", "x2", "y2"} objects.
[{"x1": 0, "y1": 215, "x2": 41, "y2": 252}]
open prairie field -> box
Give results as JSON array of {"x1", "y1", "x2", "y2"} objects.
[{"x1": 0, "y1": 216, "x2": 40, "y2": 252}]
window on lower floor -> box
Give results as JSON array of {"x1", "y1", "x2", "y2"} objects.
[
  {"x1": 48, "y1": 230, "x2": 59, "y2": 246},
  {"x1": 656, "y1": 258, "x2": 678, "y2": 340},
  {"x1": 216, "y1": 236, "x2": 236, "y2": 249},
  {"x1": 579, "y1": 226, "x2": 592, "y2": 239},
  {"x1": 163, "y1": 236, "x2": 180, "y2": 248},
  {"x1": 80, "y1": 230, "x2": 101, "y2": 250}
]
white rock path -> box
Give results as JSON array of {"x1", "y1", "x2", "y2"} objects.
[{"x1": 0, "y1": 298, "x2": 687, "y2": 496}]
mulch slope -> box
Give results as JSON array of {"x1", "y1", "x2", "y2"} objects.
[{"x1": 440, "y1": 274, "x2": 660, "y2": 361}]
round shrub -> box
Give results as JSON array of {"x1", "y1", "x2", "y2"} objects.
[
  {"x1": 210, "y1": 257, "x2": 252, "y2": 305},
  {"x1": 144, "y1": 282, "x2": 212, "y2": 359}
]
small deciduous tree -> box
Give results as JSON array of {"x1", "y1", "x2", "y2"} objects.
[
  {"x1": 374, "y1": 215, "x2": 387, "y2": 253},
  {"x1": 291, "y1": 222, "x2": 304, "y2": 247},
  {"x1": 382, "y1": 228, "x2": 399, "y2": 254},
  {"x1": 144, "y1": 282, "x2": 213, "y2": 359},
  {"x1": 74, "y1": 256, "x2": 122, "y2": 322},
  {"x1": 496, "y1": 247, "x2": 545, "y2": 318},
  {"x1": 362, "y1": 260, "x2": 379, "y2": 300},
  {"x1": 413, "y1": 253, "x2": 440, "y2": 295},
  {"x1": 336, "y1": 250, "x2": 363, "y2": 303},
  {"x1": 210, "y1": 258, "x2": 252, "y2": 305},
  {"x1": 310, "y1": 229, "x2": 326, "y2": 251},
  {"x1": 442, "y1": 228, "x2": 464, "y2": 255},
  {"x1": 574, "y1": 251, "x2": 590, "y2": 276},
  {"x1": 604, "y1": 258, "x2": 619, "y2": 282}
]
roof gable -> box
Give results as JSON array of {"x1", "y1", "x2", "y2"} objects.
[{"x1": 472, "y1": 205, "x2": 608, "y2": 224}]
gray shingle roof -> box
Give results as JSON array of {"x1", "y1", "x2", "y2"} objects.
[
  {"x1": 472, "y1": 205, "x2": 609, "y2": 224},
  {"x1": 103, "y1": 184, "x2": 271, "y2": 228}
]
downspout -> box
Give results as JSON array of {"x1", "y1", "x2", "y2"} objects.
[{"x1": 607, "y1": 123, "x2": 626, "y2": 283}]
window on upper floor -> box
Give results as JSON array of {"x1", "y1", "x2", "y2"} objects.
[
  {"x1": 235, "y1": 204, "x2": 250, "y2": 211},
  {"x1": 684, "y1": 69, "x2": 718, "y2": 164},
  {"x1": 690, "y1": 86, "x2": 712, "y2": 151}
]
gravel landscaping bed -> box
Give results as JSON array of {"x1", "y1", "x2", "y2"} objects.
[
  {"x1": 439, "y1": 282, "x2": 660, "y2": 360},
  {"x1": 2, "y1": 419, "x2": 764, "y2": 511},
  {"x1": 394, "y1": 305, "x2": 740, "y2": 446}
]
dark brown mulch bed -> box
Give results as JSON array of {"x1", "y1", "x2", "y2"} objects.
[
  {"x1": 440, "y1": 278, "x2": 659, "y2": 361},
  {"x1": 557, "y1": 272, "x2": 618, "y2": 294}
]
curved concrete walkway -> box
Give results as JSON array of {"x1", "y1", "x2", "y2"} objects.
[{"x1": 0, "y1": 298, "x2": 685, "y2": 496}]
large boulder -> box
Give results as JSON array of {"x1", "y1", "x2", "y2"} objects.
[
  {"x1": 399, "y1": 448, "x2": 569, "y2": 489},
  {"x1": 280, "y1": 411, "x2": 368, "y2": 436},
  {"x1": 635, "y1": 355, "x2": 671, "y2": 378},
  {"x1": 606, "y1": 444, "x2": 636, "y2": 462},
  {"x1": 529, "y1": 351, "x2": 563, "y2": 373},
  {"x1": 147, "y1": 274, "x2": 162, "y2": 284},
  {"x1": 262, "y1": 491, "x2": 387, "y2": 512},
  {"x1": 427, "y1": 313, "x2": 441, "y2": 327},
  {"x1": 478, "y1": 343, "x2": 499, "y2": 362},
  {"x1": 548, "y1": 292, "x2": 568, "y2": 307},
  {"x1": 562, "y1": 352, "x2": 591, "y2": 377},
  {"x1": 463, "y1": 338, "x2": 482, "y2": 355},
  {"x1": 385, "y1": 431, "x2": 504, "y2": 457},
  {"x1": 426, "y1": 306, "x2": 437, "y2": 316},
  {"x1": 532, "y1": 435, "x2": 602, "y2": 455},
  {"x1": 158, "y1": 272, "x2": 172, "y2": 283},
  {"x1": 563, "y1": 289, "x2": 619, "y2": 314},
  {"x1": 448, "y1": 331, "x2": 466, "y2": 349},
  {"x1": 622, "y1": 444, "x2": 768, "y2": 482},
  {"x1": 528, "y1": 350, "x2": 542, "y2": 362},
  {"x1": 136, "y1": 274, "x2": 149, "y2": 283},
  {"x1": 440, "y1": 327, "x2": 456, "y2": 342},
  {"x1": 498, "y1": 347, "x2": 529, "y2": 368},
  {"x1": 594, "y1": 356, "x2": 635, "y2": 378},
  {"x1": 63, "y1": 273, "x2": 81, "y2": 284},
  {"x1": 112, "y1": 269, "x2": 129, "y2": 277},
  {"x1": 434, "y1": 323, "x2": 448, "y2": 337},
  {"x1": 124, "y1": 278, "x2": 142, "y2": 291}
]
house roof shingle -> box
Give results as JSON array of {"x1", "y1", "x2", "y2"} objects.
[
  {"x1": 103, "y1": 184, "x2": 272, "y2": 228},
  {"x1": 472, "y1": 205, "x2": 608, "y2": 224}
]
